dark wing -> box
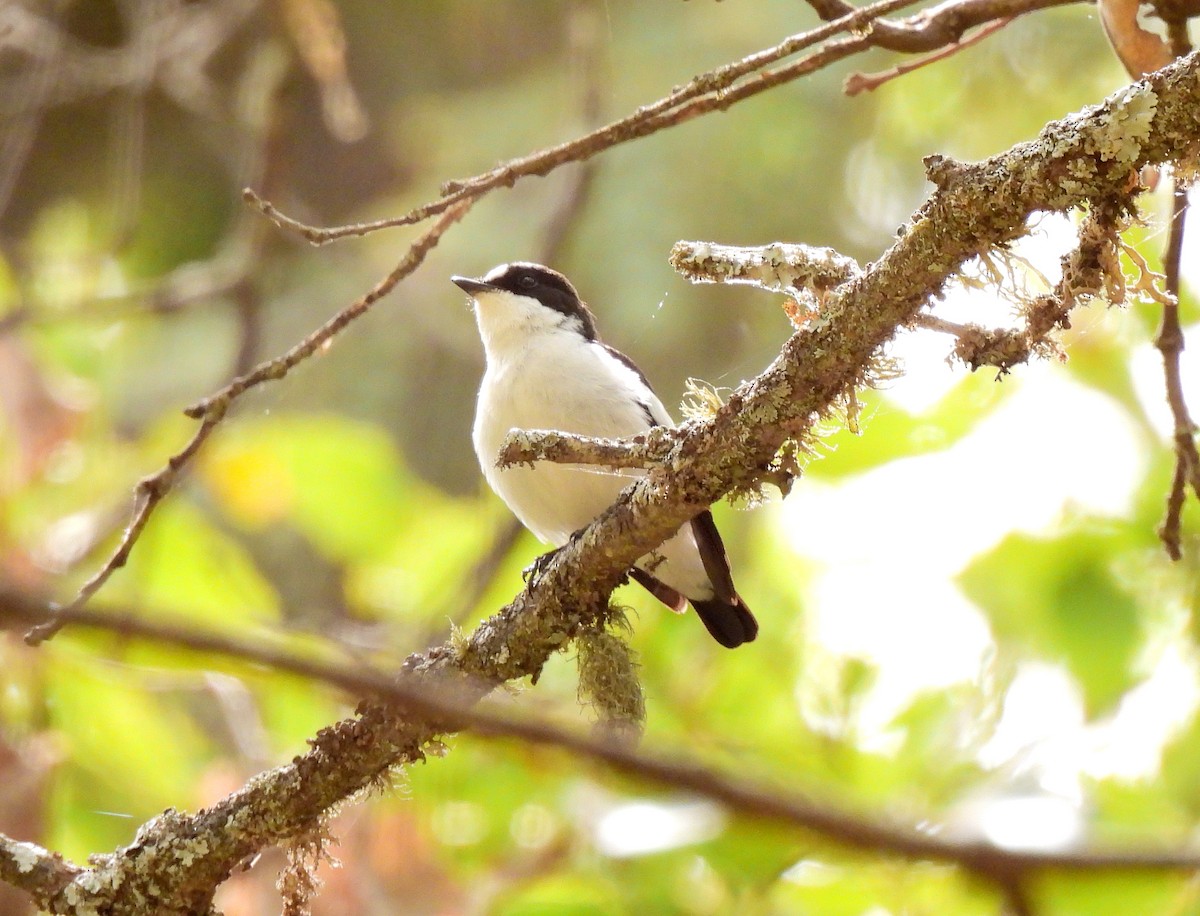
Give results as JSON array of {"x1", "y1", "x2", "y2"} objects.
[
  {"x1": 631, "y1": 513, "x2": 759, "y2": 649},
  {"x1": 690, "y1": 510, "x2": 736, "y2": 603},
  {"x1": 597, "y1": 342, "x2": 666, "y2": 427},
  {"x1": 598, "y1": 351, "x2": 758, "y2": 649},
  {"x1": 689, "y1": 511, "x2": 758, "y2": 648}
]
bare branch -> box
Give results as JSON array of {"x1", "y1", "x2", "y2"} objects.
[
  {"x1": 244, "y1": 0, "x2": 927, "y2": 244},
  {"x1": 29, "y1": 199, "x2": 471, "y2": 644},
  {"x1": 3, "y1": 587, "x2": 1199, "y2": 913},
  {"x1": 803, "y1": 0, "x2": 1079, "y2": 53},
  {"x1": 844, "y1": 16, "x2": 1013, "y2": 95},
  {"x1": 1155, "y1": 184, "x2": 1200, "y2": 559}
]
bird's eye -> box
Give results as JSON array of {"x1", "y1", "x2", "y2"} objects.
[{"x1": 519, "y1": 275, "x2": 537, "y2": 289}]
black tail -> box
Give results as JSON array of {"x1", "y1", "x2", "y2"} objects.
[
  {"x1": 689, "y1": 510, "x2": 757, "y2": 648},
  {"x1": 691, "y1": 596, "x2": 758, "y2": 649}
]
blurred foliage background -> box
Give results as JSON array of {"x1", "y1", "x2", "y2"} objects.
[{"x1": 1, "y1": 0, "x2": 1199, "y2": 913}]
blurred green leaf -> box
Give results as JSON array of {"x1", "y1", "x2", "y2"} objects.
[
  {"x1": 699, "y1": 819, "x2": 803, "y2": 890},
  {"x1": 1035, "y1": 870, "x2": 1198, "y2": 916},
  {"x1": 808, "y1": 373, "x2": 1011, "y2": 480},
  {"x1": 104, "y1": 499, "x2": 279, "y2": 627},
  {"x1": 493, "y1": 873, "x2": 622, "y2": 916},
  {"x1": 1057, "y1": 307, "x2": 1147, "y2": 427},
  {"x1": 1090, "y1": 778, "x2": 1195, "y2": 847},
  {"x1": 768, "y1": 859, "x2": 996, "y2": 916},
  {"x1": 1160, "y1": 712, "x2": 1200, "y2": 820},
  {"x1": 959, "y1": 525, "x2": 1142, "y2": 715},
  {"x1": 201, "y1": 413, "x2": 412, "y2": 562},
  {"x1": 45, "y1": 651, "x2": 211, "y2": 859}
]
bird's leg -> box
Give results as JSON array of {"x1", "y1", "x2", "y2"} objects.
[
  {"x1": 521, "y1": 527, "x2": 589, "y2": 587},
  {"x1": 522, "y1": 546, "x2": 562, "y2": 586}
]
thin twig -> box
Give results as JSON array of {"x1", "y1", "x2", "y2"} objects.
[
  {"x1": 4, "y1": 587, "x2": 1200, "y2": 888},
  {"x1": 23, "y1": 413, "x2": 220, "y2": 645},
  {"x1": 844, "y1": 16, "x2": 1013, "y2": 95},
  {"x1": 29, "y1": 200, "x2": 471, "y2": 645},
  {"x1": 184, "y1": 199, "x2": 471, "y2": 421},
  {"x1": 914, "y1": 314, "x2": 978, "y2": 335},
  {"x1": 1152, "y1": 10, "x2": 1198, "y2": 561},
  {"x1": 804, "y1": 0, "x2": 1077, "y2": 52},
  {"x1": 241, "y1": 0, "x2": 929, "y2": 244},
  {"x1": 1154, "y1": 184, "x2": 1198, "y2": 560}
]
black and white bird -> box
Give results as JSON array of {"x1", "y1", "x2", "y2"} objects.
[{"x1": 451, "y1": 262, "x2": 758, "y2": 648}]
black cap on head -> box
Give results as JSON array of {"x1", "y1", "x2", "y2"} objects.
[{"x1": 456, "y1": 262, "x2": 598, "y2": 340}]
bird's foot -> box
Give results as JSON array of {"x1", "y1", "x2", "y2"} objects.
[
  {"x1": 522, "y1": 528, "x2": 588, "y2": 587},
  {"x1": 522, "y1": 547, "x2": 562, "y2": 586}
]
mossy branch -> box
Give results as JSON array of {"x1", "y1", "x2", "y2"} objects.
[
  {"x1": 4, "y1": 587, "x2": 1199, "y2": 915},
  {"x1": 496, "y1": 427, "x2": 679, "y2": 470},
  {"x1": 3, "y1": 49, "x2": 1199, "y2": 916}
]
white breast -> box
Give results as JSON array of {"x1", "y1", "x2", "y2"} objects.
[{"x1": 473, "y1": 330, "x2": 714, "y2": 602}]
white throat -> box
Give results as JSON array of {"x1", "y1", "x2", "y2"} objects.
[{"x1": 471, "y1": 289, "x2": 586, "y2": 362}]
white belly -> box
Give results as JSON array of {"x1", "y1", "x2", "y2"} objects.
[{"x1": 473, "y1": 338, "x2": 713, "y2": 601}]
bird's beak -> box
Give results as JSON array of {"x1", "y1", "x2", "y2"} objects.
[{"x1": 451, "y1": 275, "x2": 499, "y2": 296}]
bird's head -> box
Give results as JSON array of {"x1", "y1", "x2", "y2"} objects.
[{"x1": 452, "y1": 262, "x2": 598, "y2": 353}]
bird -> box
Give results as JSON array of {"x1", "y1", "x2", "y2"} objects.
[{"x1": 451, "y1": 261, "x2": 758, "y2": 648}]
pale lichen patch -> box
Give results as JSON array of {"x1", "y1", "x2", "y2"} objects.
[
  {"x1": 670, "y1": 240, "x2": 859, "y2": 296},
  {"x1": 11, "y1": 841, "x2": 43, "y2": 874},
  {"x1": 1094, "y1": 84, "x2": 1158, "y2": 164}
]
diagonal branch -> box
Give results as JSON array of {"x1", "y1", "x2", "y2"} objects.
[
  {"x1": 4, "y1": 51, "x2": 1198, "y2": 915},
  {"x1": 27, "y1": 200, "x2": 471, "y2": 646},
  {"x1": 0, "y1": 834, "x2": 78, "y2": 908},
  {"x1": 844, "y1": 15, "x2": 1014, "y2": 95},
  {"x1": 3, "y1": 587, "x2": 1200, "y2": 914},
  {"x1": 245, "y1": 0, "x2": 932, "y2": 244},
  {"x1": 804, "y1": 0, "x2": 1077, "y2": 53}
]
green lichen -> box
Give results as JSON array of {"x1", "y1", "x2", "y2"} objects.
[
  {"x1": 1094, "y1": 86, "x2": 1158, "y2": 164},
  {"x1": 576, "y1": 618, "x2": 645, "y2": 739}
]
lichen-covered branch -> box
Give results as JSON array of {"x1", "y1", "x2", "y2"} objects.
[
  {"x1": 669, "y1": 203, "x2": 1124, "y2": 375},
  {"x1": 4, "y1": 587, "x2": 1199, "y2": 915},
  {"x1": 0, "y1": 835, "x2": 78, "y2": 907},
  {"x1": 5, "y1": 47, "x2": 1199, "y2": 916},
  {"x1": 946, "y1": 203, "x2": 1125, "y2": 372},
  {"x1": 670, "y1": 240, "x2": 860, "y2": 294},
  {"x1": 496, "y1": 427, "x2": 678, "y2": 471}
]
